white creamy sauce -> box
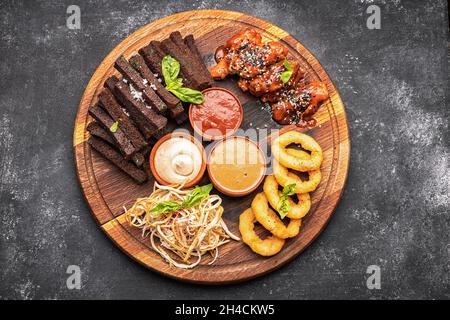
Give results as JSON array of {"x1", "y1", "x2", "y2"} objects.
[{"x1": 154, "y1": 137, "x2": 202, "y2": 184}]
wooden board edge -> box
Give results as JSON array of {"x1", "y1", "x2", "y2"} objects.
[{"x1": 72, "y1": 9, "x2": 351, "y2": 284}]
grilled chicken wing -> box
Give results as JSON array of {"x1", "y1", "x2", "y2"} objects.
[
  {"x1": 238, "y1": 60, "x2": 305, "y2": 97},
  {"x1": 271, "y1": 82, "x2": 329, "y2": 125},
  {"x1": 210, "y1": 28, "x2": 288, "y2": 80},
  {"x1": 211, "y1": 29, "x2": 328, "y2": 127}
]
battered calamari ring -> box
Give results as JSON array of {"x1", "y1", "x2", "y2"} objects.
[
  {"x1": 239, "y1": 208, "x2": 285, "y2": 256},
  {"x1": 273, "y1": 148, "x2": 322, "y2": 194},
  {"x1": 272, "y1": 131, "x2": 323, "y2": 171},
  {"x1": 263, "y1": 175, "x2": 311, "y2": 219},
  {"x1": 252, "y1": 193, "x2": 302, "y2": 239}
]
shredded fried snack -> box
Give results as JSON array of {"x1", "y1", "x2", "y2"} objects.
[{"x1": 125, "y1": 182, "x2": 240, "y2": 269}]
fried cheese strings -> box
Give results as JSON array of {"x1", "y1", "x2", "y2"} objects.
[{"x1": 125, "y1": 182, "x2": 240, "y2": 269}]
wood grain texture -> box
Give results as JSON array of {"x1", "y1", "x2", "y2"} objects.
[{"x1": 73, "y1": 10, "x2": 350, "y2": 284}]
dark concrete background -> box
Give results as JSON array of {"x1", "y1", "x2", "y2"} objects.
[{"x1": 0, "y1": 0, "x2": 448, "y2": 300}]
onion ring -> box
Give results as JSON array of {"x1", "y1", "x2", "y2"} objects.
[
  {"x1": 251, "y1": 193, "x2": 302, "y2": 239},
  {"x1": 271, "y1": 131, "x2": 323, "y2": 171},
  {"x1": 263, "y1": 175, "x2": 311, "y2": 219},
  {"x1": 239, "y1": 208, "x2": 285, "y2": 256},
  {"x1": 273, "y1": 149, "x2": 322, "y2": 194}
]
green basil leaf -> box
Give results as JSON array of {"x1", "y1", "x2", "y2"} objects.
[
  {"x1": 281, "y1": 58, "x2": 293, "y2": 84},
  {"x1": 161, "y1": 55, "x2": 180, "y2": 85},
  {"x1": 149, "y1": 184, "x2": 213, "y2": 216},
  {"x1": 280, "y1": 70, "x2": 293, "y2": 84},
  {"x1": 150, "y1": 201, "x2": 181, "y2": 215},
  {"x1": 169, "y1": 87, "x2": 204, "y2": 104},
  {"x1": 281, "y1": 183, "x2": 297, "y2": 197},
  {"x1": 283, "y1": 58, "x2": 293, "y2": 71},
  {"x1": 165, "y1": 77, "x2": 183, "y2": 91},
  {"x1": 161, "y1": 55, "x2": 204, "y2": 104},
  {"x1": 276, "y1": 183, "x2": 296, "y2": 219},
  {"x1": 109, "y1": 121, "x2": 119, "y2": 133},
  {"x1": 182, "y1": 183, "x2": 213, "y2": 208},
  {"x1": 277, "y1": 198, "x2": 290, "y2": 219}
]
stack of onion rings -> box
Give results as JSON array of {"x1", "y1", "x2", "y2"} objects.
[{"x1": 239, "y1": 131, "x2": 323, "y2": 256}]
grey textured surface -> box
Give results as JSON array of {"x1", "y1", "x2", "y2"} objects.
[{"x1": 0, "y1": 0, "x2": 449, "y2": 300}]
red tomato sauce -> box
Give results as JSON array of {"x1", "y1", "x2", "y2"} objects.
[{"x1": 190, "y1": 88, "x2": 243, "y2": 140}]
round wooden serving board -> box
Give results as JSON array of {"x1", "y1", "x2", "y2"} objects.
[{"x1": 73, "y1": 10, "x2": 350, "y2": 284}]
